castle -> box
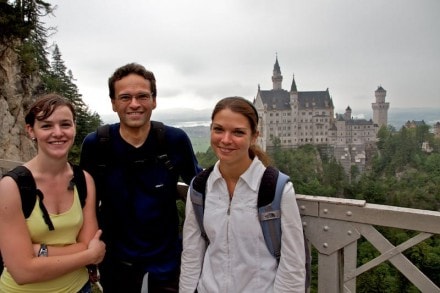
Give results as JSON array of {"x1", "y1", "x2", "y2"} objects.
[{"x1": 253, "y1": 57, "x2": 390, "y2": 174}]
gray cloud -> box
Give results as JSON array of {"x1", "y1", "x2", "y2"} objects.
[{"x1": 45, "y1": 0, "x2": 440, "y2": 116}]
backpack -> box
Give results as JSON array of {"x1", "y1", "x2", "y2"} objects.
[
  {"x1": 4, "y1": 164, "x2": 87, "y2": 229},
  {"x1": 0, "y1": 163, "x2": 88, "y2": 274},
  {"x1": 189, "y1": 165, "x2": 311, "y2": 289},
  {"x1": 95, "y1": 121, "x2": 186, "y2": 234},
  {"x1": 96, "y1": 121, "x2": 174, "y2": 172}
]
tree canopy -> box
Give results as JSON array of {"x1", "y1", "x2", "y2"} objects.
[{"x1": 1, "y1": 0, "x2": 103, "y2": 163}]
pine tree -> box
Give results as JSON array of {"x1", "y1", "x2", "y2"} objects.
[{"x1": 44, "y1": 44, "x2": 102, "y2": 162}]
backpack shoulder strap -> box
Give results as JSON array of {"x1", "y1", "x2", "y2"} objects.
[
  {"x1": 97, "y1": 124, "x2": 110, "y2": 144},
  {"x1": 96, "y1": 124, "x2": 111, "y2": 170},
  {"x1": 189, "y1": 165, "x2": 214, "y2": 242},
  {"x1": 4, "y1": 166, "x2": 54, "y2": 230},
  {"x1": 258, "y1": 167, "x2": 311, "y2": 288},
  {"x1": 4, "y1": 166, "x2": 37, "y2": 218},
  {"x1": 69, "y1": 164, "x2": 87, "y2": 208},
  {"x1": 257, "y1": 166, "x2": 290, "y2": 262},
  {"x1": 151, "y1": 121, "x2": 174, "y2": 171}
]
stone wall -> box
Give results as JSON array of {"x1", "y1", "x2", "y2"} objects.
[{"x1": 0, "y1": 41, "x2": 40, "y2": 163}]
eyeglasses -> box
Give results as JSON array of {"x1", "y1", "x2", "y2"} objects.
[{"x1": 117, "y1": 93, "x2": 152, "y2": 103}]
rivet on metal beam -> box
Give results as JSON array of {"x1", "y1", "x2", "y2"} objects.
[
  {"x1": 323, "y1": 225, "x2": 329, "y2": 231},
  {"x1": 302, "y1": 221, "x2": 307, "y2": 227},
  {"x1": 346, "y1": 211, "x2": 352, "y2": 216},
  {"x1": 323, "y1": 209, "x2": 329, "y2": 214},
  {"x1": 300, "y1": 205, "x2": 306, "y2": 210},
  {"x1": 347, "y1": 230, "x2": 352, "y2": 236},
  {"x1": 323, "y1": 243, "x2": 328, "y2": 248}
]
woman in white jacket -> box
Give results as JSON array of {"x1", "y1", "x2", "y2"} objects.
[{"x1": 180, "y1": 96, "x2": 306, "y2": 293}]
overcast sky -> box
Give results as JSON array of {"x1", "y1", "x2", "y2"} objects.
[{"x1": 44, "y1": 0, "x2": 440, "y2": 119}]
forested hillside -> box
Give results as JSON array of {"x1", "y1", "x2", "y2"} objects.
[{"x1": 196, "y1": 125, "x2": 440, "y2": 291}]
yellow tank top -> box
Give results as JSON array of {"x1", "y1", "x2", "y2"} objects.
[{"x1": 0, "y1": 187, "x2": 88, "y2": 292}]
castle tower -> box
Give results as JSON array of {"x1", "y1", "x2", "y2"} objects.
[
  {"x1": 290, "y1": 74, "x2": 298, "y2": 108},
  {"x1": 272, "y1": 55, "x2": 283, "y2": 90},
  {"x1": 372, "y1": 86, "x2": 389, "y2": 128},
  {"x1": 344, "y1": 106, "x2": 352, "y2": 120}
]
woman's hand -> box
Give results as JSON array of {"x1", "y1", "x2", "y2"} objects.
[{"x1": 87, "y1": 229, "x2": 106, "y2": 264}]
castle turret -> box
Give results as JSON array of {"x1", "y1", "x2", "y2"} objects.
[
  {"x1": 372, "y1": 86, "x2": 390, "y2": 128},
  {"x1": 290, "y1": 74, "x2": 297, "y2": 93},
  {"x1": 272, "y1": 55, "x2": 283, "y2": 90},
  {"x1": 344, "y1": 106, "x2": 352, "y2": 120}
]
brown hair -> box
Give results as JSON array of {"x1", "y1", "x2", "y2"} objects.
[
  {"x1": 108, "y1": 63, "x2": 157, "y2": 100},
  {"x1": 25, "y1": 93, "x2": 76, "y2": 126},
  {"x1": 211, "y1": 96, "x2": 271, "y2": 166}
]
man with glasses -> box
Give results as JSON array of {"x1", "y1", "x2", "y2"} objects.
[{"x1": 80, "y1": 63, "x2": 201, "y2": 292}]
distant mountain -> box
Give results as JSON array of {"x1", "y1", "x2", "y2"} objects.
[
  {"x1": 101, "y1": 107, "x2": 440, "y2": 129},
  {"x1": 387, "y1": 107, "x2": 440, "y2": 129},
  {"x1": 101, "y1": 108, "x2": 211, "y2": 126},
  {"x1": 351, "y1": 107, "x2": 440, "y2": 129},
  {"x1": 99, "y1": 107, "x2": 439, "y2": 153}
]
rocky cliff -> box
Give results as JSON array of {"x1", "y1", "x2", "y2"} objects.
[{"x1": 0, "y1": 41, "x2": 41, "y2": 164}]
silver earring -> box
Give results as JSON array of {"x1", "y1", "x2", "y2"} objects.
[{"x1": 31, "y1": 137, "x2": 36, "y2": 142}]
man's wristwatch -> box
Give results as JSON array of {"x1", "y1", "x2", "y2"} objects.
[{"x1": 38, "y1": 243, "x2": 48, "y2": 257}]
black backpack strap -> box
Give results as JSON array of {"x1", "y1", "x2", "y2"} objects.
[
  {"x1": 4, "y1": 166, "x2": 54, "y2": 230},
  {"x1": 151, "y1": 121, "x2": 174, "y2": 171},
  {"x1": 96, "y1": 124, "x2": 111, "y2": 171},
  {"x1": 97, "y1": 124, "x2": 110, "y2": 144},
  {"x1": 5, "y1": 166, "x2": 37, "y2": 219},
  {"x1": 69, "y1": 164, "x2": 87, "y2": 208},
  {"x1": 36, "y1": 189, "x2": 55, "y2": 230},
  {"x1": 192, "y1": 165, "x2": 214, "y2": 194},
  {"x1": 257, "y1": 166, "x2": 279, "y2": 207}
]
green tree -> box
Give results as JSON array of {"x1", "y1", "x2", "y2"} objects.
[
  {"x1": 44, "y1": 45, "x2": 102, "y2": 162},
  {"x1": 195, "y1": 146, "x2": 217, "y2": 169}
]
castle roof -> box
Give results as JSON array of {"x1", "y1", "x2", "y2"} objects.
[
  {"x1": 259, "y1": 89, "x2": 333, "y2": 110},
  {"x1": 345, "y1": 119, "x2": 374, "y2": 126},
  {"x1": 376, "y1": 86, "x2": 386, "y2": 92}
]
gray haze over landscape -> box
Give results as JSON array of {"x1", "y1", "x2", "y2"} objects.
[
  {"x1": 102, "y1": 107, "x2": 440, "y2": 130},
  {"x1": 45, "y1": 0, "x2": 440, "y2": 118}
]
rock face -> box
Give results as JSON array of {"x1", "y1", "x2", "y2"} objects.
[{"x1": 0, "y1": 41, "x2": 41, "y2": 164}]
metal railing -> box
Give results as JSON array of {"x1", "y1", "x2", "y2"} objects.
[
  {"x1": 1, "y1": 159, "x2": 439, "y2": 292},
  {"x1": 297, "y1": 194, "x2": 440, "y2": 292}
]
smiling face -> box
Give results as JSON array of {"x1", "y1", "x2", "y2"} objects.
[
  {"x1": 111, "y1": 73, "x2": 157, "y2": 130},
  {"x1": 27, "y1": 105, "x2": 76, "y2": 159},
  {"x1": 210, "y1": 108, "x2": 258, "y2": 167}
]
